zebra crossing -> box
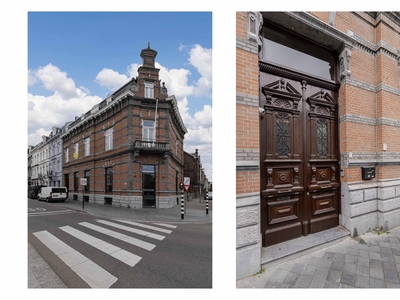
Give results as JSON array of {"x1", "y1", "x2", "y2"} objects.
[{"x1": 33, "y1": 219, "x2": 177, "y2": 288}]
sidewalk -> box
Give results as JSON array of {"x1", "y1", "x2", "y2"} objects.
[
  {"x1": 28, "y1": 197, "x2": 212, "y2": 288},
  {"x1": 237, "y1": 226, "x2": 400, "y2": 288},
  {"x1": 53, "y1": 197, "x2": 212, "y2": 223}
]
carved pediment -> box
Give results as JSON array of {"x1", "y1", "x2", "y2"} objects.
[
  {"x1": 262, "y1": 78, "x2": 302, "y2": 111},
  {"x1": 307, "y1": 89, "x2": 337, "y2": 118}
]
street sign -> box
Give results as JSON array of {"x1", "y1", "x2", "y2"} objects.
[
  {"x1": 184, "y1": 177, "x2": 190, "y2": 191},
  {"x1": 80, "y1": 178, "x2": 87, "y2": 186}
]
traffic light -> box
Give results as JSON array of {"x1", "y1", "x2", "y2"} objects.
[{"x1": 179, "y1": 182, "x2": 184, "y2": 190}]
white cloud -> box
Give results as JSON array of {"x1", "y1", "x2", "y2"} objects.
[
  {"x1": 28, "y1": 128, "x2": 50, "y2": 147},
  {"x1": 188, "y1": 44, "x2": 212, "y2": 97},
  {"x1": 28, "y1": 65, "x2": 102, "y2": 146},
  {"x1": 94, "y1": 68, "x2": 130, "y2": 91}
]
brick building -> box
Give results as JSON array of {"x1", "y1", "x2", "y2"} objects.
[
  {"x1": 62, "y1": 44, "x2": 187, "y2": 209},
  {"x1": 236, "y1": 12, "x2": 400, "y2": 279}
]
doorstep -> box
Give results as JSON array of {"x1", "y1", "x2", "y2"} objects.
[{"x1": 261, "y1": 226, "x2": 350, "y2": 269}]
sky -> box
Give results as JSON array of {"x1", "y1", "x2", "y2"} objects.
[{"x1": 28, "y1": 12, "x2": 213, "y2": 181}]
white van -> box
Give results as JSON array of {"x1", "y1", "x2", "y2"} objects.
[{"x1": 38, "y1": 187, "x2": 68, "y2": 202}]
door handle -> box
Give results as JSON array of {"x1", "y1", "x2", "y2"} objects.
[{"x1": 320, "y1": 185, "x2": 332, "y2": 189}]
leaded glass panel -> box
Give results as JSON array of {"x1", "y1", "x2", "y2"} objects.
[
  {"x1": 317, "y1": 120, "x2": 328, "y2": 156},
  {"x1": 276, "y1": 114, "x2": 290, "y2": 156}
]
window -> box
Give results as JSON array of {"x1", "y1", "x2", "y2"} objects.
[
  {"x1": 84, "y1": 170, "x2": 90, "y2": 191},
  {"x1": 74, "y1": 172, "x2": 79, "y2": 191},
  {"x1": 317, "y1": 119, "x2": 329, "y2": 156},
  {"x1": 142, "y1": 120, "x2": 155, "y2": 142},
  {"x1": 74, "y1": 143, "x2": 79, "y2": 159},
  {"x1": 105, "y1": 128, "x2": 114, "y2": 150},
  {"x1": 276, "y1": 113, "x2": 290, "y2": 156},
  {"x1": 84, "y1": 137, "x2": 90, "y2": 156},
  {"x1": 105, "y1": 167, "x2": 113, "y2": 193},
  {"x1": 65, "y1": 148, "x2": 69, "y2": 163},
  {"x1": 144, "y1": 82, "x2": 154, "y2": 98},
  {"x1": 262, "y1": 24, "x2": 336, "y2": 81}
]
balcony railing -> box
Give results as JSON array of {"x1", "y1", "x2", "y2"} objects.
[{"x1": 132, "y1": 140, "x2": 170, "y2": 152}]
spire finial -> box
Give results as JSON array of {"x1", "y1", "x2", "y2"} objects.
[{"x1": 148, "y1": 42, "x2": 150, "y2": 49}]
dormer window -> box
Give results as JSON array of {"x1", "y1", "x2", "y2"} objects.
[{"x1": 144, "y1": 82, "x2": 154, "y2": 98}]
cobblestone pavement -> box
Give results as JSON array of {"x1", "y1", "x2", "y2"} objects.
[
  {"x1": 28, "y1": 198, "x2": 211, "y2": 288},
  {"x1": 237, "y1": 226, "x2": 400, "y2": 288}
]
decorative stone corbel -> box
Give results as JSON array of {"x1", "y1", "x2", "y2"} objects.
[
  {"x1": 339, "y1": 45, "x2": 352, "y2": 81},
  {"x1": 247, "y1": 12, "x2": 263, "y2": 47}
]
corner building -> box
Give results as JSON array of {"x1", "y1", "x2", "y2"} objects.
[
  {"x1": 236, "y1": 12, "x2": 400, "y2": 279},
  {"x1": 62, "y1": 45, "x2": 187, "y2": 209}
]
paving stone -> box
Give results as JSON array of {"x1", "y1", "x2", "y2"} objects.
[
  {"x1": 356, "y1": 265, "x2": 369, "y2": 277},
  {"x1": 318, "y1": 258, "x2": 333, "y2": 269},
  {"x1": 369, "y1": 251, "x2": 381, "y2": 260},
  {"x1": 269, "y1": 269, "x2": 290, "y2": 283},
  {"x1": 314, "y1": 267, "x2": 329, "y2": 280},
  {"x1": 324, "y1": 280, "x2": 340, "y2": 288},
  {"x1": 369, "y1": 267, "x2": 384, "y2": 280},
  {"x1": 295, "y1": 274, "x2": 313, "y2": 288},
  {"x1": 283, "y1": 271, "x2": 301, "y2": 285},
  {"x1": 357, "y1": 256, "x2": 369, "y2": 267},
  {"x1": 345, "y1": 254, "x2": 357, "y2": 263},
  {"x1": 369, "y1": 278, "x2": 385, "y2": 288},
  {"x1": 309, "y1": 277, "x2": 326, "y2": 288},
  {"x1": 358, "y1": 249, "x2": 370, "y2": 259},
  {"x1": 291, "y1": 263, "x2": 305, "y2": 274},
  {"x1": 322, "y1": 252, "x2": 335, "y2": 260},
  {"x1": 326, "y1": 270, "x2": 341, "y2": 283},
  {"x1": 355, "y1": 275, "x2": 370, "y2": 288},
  {"x1": 302, "y1": 265, "x2": 317, "y2": 276},
  {"x1": 382, "y1": 261, "x2": 397, "y2": 273},
  {"x1": 330, "y1": 260, "x2": 345, "y2": 271},
  {"x1": 340, "y1": 272, "x2": 356, "y2": 286},
  {"x1": 384, "y1": 271, "x2": 400, "y2": 283},
  {"x1": 343, "y1": 262, "x2": 356, "y2": 274},
  {"x1": 308, "y1": 257, "x2": 321, "y2": 267}
]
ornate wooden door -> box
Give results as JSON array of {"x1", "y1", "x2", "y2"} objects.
[{"x1": 260, "y1": 64, "x2": 340, "y2": 247}]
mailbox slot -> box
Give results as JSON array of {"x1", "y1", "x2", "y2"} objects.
[{"x1": 361, "y1": 167, "x2": 375, "y2": 180}]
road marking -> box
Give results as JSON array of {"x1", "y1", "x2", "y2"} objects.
[
  {"x1": 60, "y1": 226, "x2": 141, "y2": 267},
  {"x1": 152, "y1": 223, "x2": 177, "y2": 229},
  {"x1": 79, "y1": 222, "x2": 156, "y2": 251},
  {"x1": 28, "y1": 210, "x2": 75, "y2": 217},
  {"x1": 33, "y1": 230, "x2": 117, "y2": 288},
  {"x1": 116, "y1": 220, "x2": 173, "y2": 234},
  {"x1": 96, "y1": 220, "x2": 165, "y2": 240}
]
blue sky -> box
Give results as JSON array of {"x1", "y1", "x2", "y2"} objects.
[{"x1": 28, "y1": 11, "x2": 213, "y2": 180}]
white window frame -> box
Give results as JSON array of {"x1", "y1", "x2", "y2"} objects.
[
  {"x1": 144, "y1": 82, "x2": 154, "y2": 98},
  {"x1": 65, "y1": 148, "x2": 69, "y2": 163},
  {"x1": 74, "y1": 142, "x2": 79, "y2": 159},
  {"x1": 142, "y1": 120, "x2": 155, "y2": 142},
  {"x1": 84, "y1": 137, "x2": 90, "y2": 156},
  {"x1": 105, "y1": 128, "x2": 114, "y2": 151}
]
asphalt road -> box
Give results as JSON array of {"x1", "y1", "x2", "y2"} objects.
[{"x1": 28, "y1": 200, "x2": 212, "y2": 288}]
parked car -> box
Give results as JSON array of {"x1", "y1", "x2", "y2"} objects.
[
  {"x1": 28, "y1": 185, "x2": 47, "y2": 199},
  {"x1": 38, "y1": 187, "x2": 68, "y2": 202},
  {"x1": 205, "y1": 191, "x2": 212, "y2": 200}
]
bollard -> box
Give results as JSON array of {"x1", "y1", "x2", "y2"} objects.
[
  {"x1": 181, "y1": 189, "x2": 184, "y2": 219},
  {"x1": 206, "y1": 192, "x2": 208, "y2": 214}
]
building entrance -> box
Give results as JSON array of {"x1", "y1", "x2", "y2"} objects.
[
  {"x1": 142, "y1": 165, "x2": 156, "y2": 208},
  {"x1": 259, "y1": 62, "x2": 340, "y2": 247}
]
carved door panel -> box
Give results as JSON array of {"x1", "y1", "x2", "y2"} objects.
[{"x1": 260, "y1": 69, "x2": 340, "y2": 247}]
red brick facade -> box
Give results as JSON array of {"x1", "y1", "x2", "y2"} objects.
[{"x1": 62, "y1": 45, "x2": 187, "y2": 208}]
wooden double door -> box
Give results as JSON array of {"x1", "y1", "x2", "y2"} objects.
[{"x1": 260, "y1": 66, "x2": 340, "y2": 247}]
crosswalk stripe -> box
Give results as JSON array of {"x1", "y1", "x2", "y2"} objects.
[
  {"x1": 116, "y1": 220, "x2": 173, "y2": 234},
  {"x1": 152, "y1": 223, "x2": 178, "y2": 229},
  {"x1": 33, "y1": 230, "x2": 117, "y2": 288},
  {"x1": 96, "y1": 220, "x2": 165, "y2": 240},
  {"x1": 60, "y1": 226, "x2": 142, "y2": 267},
  {"x1": 79, "y1": 222, "x2": 156, "y2": 251}
]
